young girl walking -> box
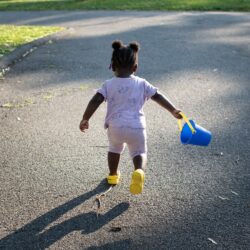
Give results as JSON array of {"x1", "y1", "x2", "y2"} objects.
[{"x1": 79, "y1": 40, "x2": 182, "y2": 195}]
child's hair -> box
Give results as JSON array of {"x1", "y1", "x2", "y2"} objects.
[{"x1": 111, "y1": 40, "x2": 140, "y2": 71}]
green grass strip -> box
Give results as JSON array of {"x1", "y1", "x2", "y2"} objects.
[
  {"x1": 0, "y1": 25, "x2": 63, "y2": 57},
  {"x1": 0, "y1": 0, "x2": 249, "y2": 11}
]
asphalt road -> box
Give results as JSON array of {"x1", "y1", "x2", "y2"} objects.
[{"x1": 0, "y1": 11, "x2": 250, "y2": 250}]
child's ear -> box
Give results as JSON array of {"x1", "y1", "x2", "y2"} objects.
[
  {"x1": 133, "y1": 64, "x2": 138, "y2": 72},
  {"x1": 112, "y1": 63, "x2": 116, "y2": 72}
]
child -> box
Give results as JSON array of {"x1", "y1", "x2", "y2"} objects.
[{"x1": 79, "y1": 40, "x2": 182, "y2": 195}]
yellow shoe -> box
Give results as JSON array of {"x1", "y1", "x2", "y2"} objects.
[
  {"x1": 107, "y1": 171, "x2": 121, "y2": 185},
  {"x1": 130, "y1": 169, "x2": 145, "y2": 195}
]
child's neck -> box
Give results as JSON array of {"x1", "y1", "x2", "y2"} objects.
[{"x1": 115, "y1": 69, "x2": 134, "y2": 78}]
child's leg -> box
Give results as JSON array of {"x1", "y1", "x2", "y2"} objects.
[
  {"x1": 107, "y1": 151, "x2": 121, "y2": 185},
  {"x1": 107, "y1": 127, "x2": 125, "y2": 185},
  {"x1": 126, "y1": 128, "x2": 147, "y2": 169},
  {"x1": 133, "y1": 154, "x2": 147, "y2": 170},
  {"x1": 125, "y1": 128, "x2": 147, "y2": 194},
  {"x1": 108, "y1": 151, "x2": 120, "y2": 175},
  {"x1": 130, "y1": 154, "x2": 146, "y2": 194}
]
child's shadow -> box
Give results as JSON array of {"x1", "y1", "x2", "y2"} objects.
[{"x1": 0, "y1": 179, "x2": 129, "y2": 250}]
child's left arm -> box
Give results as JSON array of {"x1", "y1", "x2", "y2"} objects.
[
  {"x1": 151, "y1": 91, "x2": 182, "y2": 119},
  {"x1": 79, "y1": 93, "x2": 104, "y2": 132}
]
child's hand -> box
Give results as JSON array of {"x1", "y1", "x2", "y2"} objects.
[
  {"x1": 79, "y1": 119, "x2": 89, "y2": 132},
  {"x1": 172, "y1": 109, "x2": 182, "y2": 119}
]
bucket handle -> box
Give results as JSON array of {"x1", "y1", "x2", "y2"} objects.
[{"x1": 178, "y1": 112, "x2": 196, "y2": 134}]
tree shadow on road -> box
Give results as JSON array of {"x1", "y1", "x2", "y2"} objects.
[
  {"x1": 1, "y1": 12, "x2": 249, "y2": 94},
  {"x1": 87, "y1": 239, "x2": 133, "y2": 250},
  {"x1": 0, "y1": 179, "x2": 129, "y2": 250}
]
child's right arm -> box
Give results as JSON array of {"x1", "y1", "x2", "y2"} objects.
[
  {"x1": 79, "y1": 93, "x2": 104, "y2": 132},
  {"x1": 151, "y1": 91, "x2": 182, "y2": 119}
]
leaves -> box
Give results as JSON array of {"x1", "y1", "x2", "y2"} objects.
[
  {"x1": 43, "y1": 94, "x2": 53, "y2": 101},
  {"x1": 231, "y1": 190, "x2": 239, "y2": 196},
  {"x1": 109, "y1": 227, "x2": 122, "y2": 232},
  {"x1": 214, "y1": 152, "x2": 223, "y2": 156},
  {"x1": 1, "y1": 98, "x2": 34, "y2": 109},
  {"x1": 0, "y1": 72, "x2": 5, "y2": 80},
  {"x1": 79, "y1": 85, "x2": 88, "y2": 91},
  {"x1": 218, "y1": 195, "x2": 229, "y2": 201},
  {"x1": 2, "y1": 102, "x2": 14, "y2": 108},
  {"x1": 208, "y1": 238, "x2": 218, "y2": 245},
  {"x1": 24, "y1": 98, "x2": 34, "y2": 104}
]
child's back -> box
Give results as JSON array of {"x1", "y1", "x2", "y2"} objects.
[{"x1": 98, "y1": 75, "x2": 157, "y2": 129}]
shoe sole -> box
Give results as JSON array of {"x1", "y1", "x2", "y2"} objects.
[{"x1": 130, "y1": 169, "x2": 145, "y2": 195}]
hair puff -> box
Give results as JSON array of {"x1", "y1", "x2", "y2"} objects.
[
  {"x1": 129, "y1": 42, "x2": 140, "y2": 52},
  {"x1": 112, "y1": 40, "x2": 123, "y2": 50}
]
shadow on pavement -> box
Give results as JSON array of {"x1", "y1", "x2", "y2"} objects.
[
  {"x1": 0, "y1": 179, "x2": 129, "y2": 250},
  {"x1": 87, "y1": 239, "x2": 133, "y2": 250},
  {"x1": 1, "y1": 12, "x2": 250, "y2": 93}
]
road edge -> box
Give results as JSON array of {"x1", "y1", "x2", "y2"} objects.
[{"x1": 0, "y1": 27, "x2": 71, "y2": 73}]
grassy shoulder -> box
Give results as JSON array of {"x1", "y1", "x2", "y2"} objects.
[
  {"x1": 0, "y1": 0, "x2": 249, "y2": 11},
  {"x1": 0, "y1": 25, "x2": 63, "y2": 57}
]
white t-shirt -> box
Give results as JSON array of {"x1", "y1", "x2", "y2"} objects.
[{"x1": 97, "y1": 75, "x2": 157, "y2": 129}]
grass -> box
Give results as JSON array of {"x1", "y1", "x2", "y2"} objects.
[
  {"x1": 0, "y1": 25, "x2": 63, "y2": 57},
  {"x1": 0, "y1": 0, "x2": 249, "y2": 11}
]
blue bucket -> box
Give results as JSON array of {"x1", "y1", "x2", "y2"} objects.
[{"x1": 178, "y1": 113, "x2": 212, "y2": 146}]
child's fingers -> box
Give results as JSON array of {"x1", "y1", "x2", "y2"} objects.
[
  {"x1": 79, "y1": 120, "x2": 89, "y2": 132},
  {"x1": 80, "y1": 127, "x2": 88, "y2": 132},
  {"x1": 80, "y1": 125, "x2": 88, "y2": 131},
  {"x1": 176, "y1": 113, "x2": 182, "y2": 119},
  {"x1": 173, "y1": 109, "x2": 182, "y2": 119},
  {"x1": 83, "y1": 124, "x2": 89, "y2": 130},
  {"x1": 80, "y1": 126, "x2": 86, "y2": 132}
]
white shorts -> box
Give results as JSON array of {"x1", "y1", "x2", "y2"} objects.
[{"x1": 107, "y1": 126, "x2": 147, "y2": 158}]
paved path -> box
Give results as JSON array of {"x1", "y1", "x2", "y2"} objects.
[{"x1": 0, "y1": 11, "x2": 250, "y2": 249}]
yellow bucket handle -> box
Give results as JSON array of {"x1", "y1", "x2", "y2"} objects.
[{"x1": 178, "y1": 112, "x2": 196, "y2": 134}]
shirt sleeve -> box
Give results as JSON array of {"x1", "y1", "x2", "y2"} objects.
[
  {"x1": 96, "y1": 81, "x2": 107, "y2": 100},
  {"x1": 144, "y1": 80, "x2": 158, "y2": 100}
]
